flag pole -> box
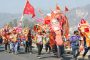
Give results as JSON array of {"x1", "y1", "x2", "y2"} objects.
[
  {"x1": 18, "y1": 15, "x2": 24, "y2": 27},
  {"x1": 38, "y1": 8, "x2": 45, "y2": 18},
  {"x1": 17, "y1": 0, "x2": 27, "y2": 27}
]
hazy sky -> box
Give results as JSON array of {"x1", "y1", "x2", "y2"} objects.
[{"x1": 0, "y1": 0, "x2": 90, "y2": 13}]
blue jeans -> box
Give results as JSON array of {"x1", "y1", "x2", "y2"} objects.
[
  {"x1": 83, "y1": 47, "x2": 90, "y2": 57},
  {"x1": 10, "y1": 42, "x2": 19, "y2": 54},
  {"x1": 57, "y1": 45, "x2": 64, "y2": 58},
  {"x1": 71, "y1": 46, "x2": 79, "y2": 58}
]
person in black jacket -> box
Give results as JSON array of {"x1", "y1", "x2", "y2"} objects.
[
  {"x1": 28, "y1": 29, "x2": 32, "y2": 54},
  {"x1": 25, "y1": 29, "x2": 32, "y2": 53},
  {"x1": 0, "y1": 34, "x2": 3, "y2": 44}
]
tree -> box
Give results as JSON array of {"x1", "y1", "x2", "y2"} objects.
[
  {"x1": 8, "y1": 21, "x2": 13, "y2": 27},
  {"x1": 13, "y1": 19, "x2": 17, "y2": 27}
]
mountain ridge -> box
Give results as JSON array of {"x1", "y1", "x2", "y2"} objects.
[{"x1": 0, "y1": 4, "x2": 90, "y2": 32}]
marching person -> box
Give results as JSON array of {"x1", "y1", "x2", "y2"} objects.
[
  {"x1": 24, "y1": 28, "x2": 31, "y2": 53},
  {"x1": 0, "y1": 34, "x2": 3, "y2": 45},
  {"x1": 17, "y1": 33, "x2": 21, "y2": 51},
  {"x1": 77, "y1": 19, "x2": 90, "y2": 59},
  {"x1": 27, "y1": 29, "x2": 32, "y2": 54},
  {"x1": 36, "y1": 32, "x2": 43, "y2": 59},
  {"x1": 45, "y1": 34, "x2": 51, "y2": 53},
  {"x1": 10, "y1": 29, "x2": 18, "y2": 54},
  {"x1": 2, "y1": 27, "x2": 10, "y2": 53},
  {"x1": 69, "y1": 30, "x2": 83, "y2": 60}
]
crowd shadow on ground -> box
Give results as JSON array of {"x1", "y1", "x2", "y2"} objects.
[
  {"x1": 0, "y1": 50, "x2": 4, "y2": 52},
  {"x1": 18, "y1": 47, "x2": 38, "y2": 54},
  {"x1": 0, "y1": 45, "x2": 90, "y2": 60},
  {"x1": 39, "y1": 53, "x2": 89, "y2": 60},
  {"x1": 39, "y1": 54, "x2": 72, "y2": 60}
]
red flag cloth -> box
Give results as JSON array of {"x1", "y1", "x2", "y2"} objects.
[
  {"x1": 65, "y1": 6, "x2": 69, "y2": 12},
  {"x1": 80, "y1": 19, "x2": 86, "y2": 24},
  {"x1": 44, "y1": 20, "x2": 50, "y2": 24},
  {"x1": 23, "y1": 0, "x2": 35, "y2": 18},
  {"x1": 44, "y1": 16, "x2": 51, "y2": 24},
  {"x1": 56, "y1": 5, "x2": 60, "y2": 10}
]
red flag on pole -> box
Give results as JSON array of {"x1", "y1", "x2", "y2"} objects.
[
  {"x1": 65, "y1": 6, "x2": 69, "y2": 12},
  {"x1": 44, "y1": 20, "x2": 50, "y2": 24},
  {"x1": 23, "y1": 0, "x2": 35, "y2": 18},
  {"x1": 56, "y1": 5, "x2": 60, "y2": 10}
]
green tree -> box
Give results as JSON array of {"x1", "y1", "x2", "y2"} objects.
[
  {"x1": 8, "y1": 21, "x2": 13, "y2": 27},
  {"x1": 13, "y1": 19, "x2": 17, "y2": 27}
]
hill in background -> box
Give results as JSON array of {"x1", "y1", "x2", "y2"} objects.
[{"x1": 0, "y1": 4, "x2": 90, "y2": 34}]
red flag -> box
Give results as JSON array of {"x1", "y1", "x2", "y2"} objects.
[
  {"x1": 80, "y1": 19, "x2": 86, "y2": 24},
  {"x1": 65, "y1": 6, "x2": 69, "y2": 12},
  {"x1": 23, "y1": 0, "x2": 35, "y2": 18},
  {"x1": 44, "y1": 20, "x2": 50, "y2": 24},
  {"x1": 56, "y1": 5, "x2": 60, "y2": 10}
]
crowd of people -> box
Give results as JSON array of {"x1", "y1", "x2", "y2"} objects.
[
  {"x1": 0, "y1": 19, "x2": 90, "y2": 60},
  {"x1": 0, "y1": 24, "x2": 52, "y2": 58},
  {"x1": 0, "y1": 7, "x2": 90, "y2": 60}
]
